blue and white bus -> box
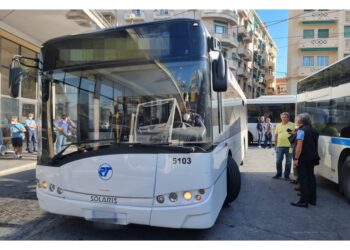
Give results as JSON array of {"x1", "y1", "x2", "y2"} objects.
[
  {"x1": 9, "y1": 19, "x2": 247, "y2": 228},
  {"x1": 297, "y1": 55, "x2": 350, "y2": 203}
]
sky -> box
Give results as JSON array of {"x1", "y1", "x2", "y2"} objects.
[{"x1": 256, "y1": 10, "x2": 289, "y2": 79}]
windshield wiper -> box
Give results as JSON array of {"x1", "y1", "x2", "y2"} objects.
[
  {"x1": 51, "y1": 140, "x2": 114, "y2": 162},
  {"x1": 51, "y1": 142, "x2": 83, "y2": 163},
  {"x1": 123, "y1": 142, "x2": 201, "y2": 153}
]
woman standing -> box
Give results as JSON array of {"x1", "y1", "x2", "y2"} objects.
[
  {"x1": 10, "y1": 116, "x2": 26, "y2": 159},
  {"x1": 264, "y1": 117, "x2": 273, "y2": 148}
]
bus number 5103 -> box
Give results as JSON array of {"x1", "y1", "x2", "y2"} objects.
[{"x1": 172, "y1": 157, "x2": 191, "y2": 165}]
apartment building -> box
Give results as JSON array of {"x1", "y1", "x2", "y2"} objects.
[
  {"x1": 287, "y1": 10, "x2": 350, "y2": 94},
  {"x1": 115, "y1": 9, "x2": 277, "y2": 98},
  {"x1": 250, "y1": 11, "x2": 278, "y2": 98},
  {"x1": 275, "y1": 78, "x2": 287, "y2": 95}
]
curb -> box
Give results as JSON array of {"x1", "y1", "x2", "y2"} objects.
[{"x1": 0, "y1": 162, "x2": 36, "y2": 177}]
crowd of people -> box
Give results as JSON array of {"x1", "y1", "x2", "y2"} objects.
[
  {"x1": 0, "y1": 112, "x2": 76, "y2": 159},
  {"x1": 257, "y1": 112, "x2": 320, "y2": 208}
]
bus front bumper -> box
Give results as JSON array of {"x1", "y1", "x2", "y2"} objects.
[{"x1": 37, "y1": 182, "x2": 222, "y2": 229}]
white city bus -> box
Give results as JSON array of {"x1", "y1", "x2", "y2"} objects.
[
  {"x1": 9, "y1": 19, "x2": 247, "y2": 228},
  {"x1": 297, "y1": 55, "x2": 350, "y2": 203},
  {"x1": 247, "y1": 95, "x2": 296, "y2": 145}
]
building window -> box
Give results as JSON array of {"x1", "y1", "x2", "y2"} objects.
[
  {"x1": 303, "y1": 30, "x2": 314, "y2": 39},
  {"x1": 158, "y1": 9, "x2": 169, "y2": 16},
  {"x1": 344, "y1": 26, "x2": 350, "y2": 38},
  {"x1": 214, "y1": 23, "x2": 227, "y2": 34},
  {"x1": 303, "y1": 56, "x2": 314, "y2": 66},
  {"x1": 214, "y1": 21, "x2": 228, "y2": 35},
  {"x1": 318, "y1": 29, "x2": 329, "y2": 38},
  {"x1": 131, "y1": 10, "x2": 141, "y2": 16},
  {"x1": 1, "y1": 38, "x2": 19, "y2": 68},
  {"x1": 317, "y1": 56, "x2": 329, "y2": 66}
]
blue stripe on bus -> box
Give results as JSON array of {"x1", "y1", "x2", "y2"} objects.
[{"x1": 331, "y1": 137, "x2": 350, "y2": 146}]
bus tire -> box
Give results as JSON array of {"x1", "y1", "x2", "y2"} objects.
[
  {"x1": 248, "y1": 132, "x2": 253, "y2": 145},
  {"x1": 225, "y1": 156, "x2": 241, "y2": 205},
  {"x1": 341, "y1": 157, "x2": 350, "y2": 204}
]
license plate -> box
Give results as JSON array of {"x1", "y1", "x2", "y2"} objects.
[
  {"x1": 91, "y1": 210, "x2": 118, "y2": 223},
  {"x1": 90, "y1": 195, "x2": 117, "y2": 204}
]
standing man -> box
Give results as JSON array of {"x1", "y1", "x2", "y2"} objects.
[
  {"x1": 25, "y1": 112, "x2": 37, "y2": 153},
  {"x1": 257, "y1": 116, "x2": 265, "y2": 148},
  {"x1": 273, "y1": 112, "x2": 295, "y2": 180},
  {"x1": 291, "y1": 113, "x2": 320, "y2": 208}
]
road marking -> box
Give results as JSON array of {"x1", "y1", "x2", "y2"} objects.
[{"x1": 0, "y1": 162, "x2": 36, "y2": 177}]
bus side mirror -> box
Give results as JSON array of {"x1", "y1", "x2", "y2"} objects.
[
  {"x1": 212, "y1": 52, "x2": 228, "y2": 92},
  {"x1": 9, "y1": 56, "x2": 38, "y2": 98},
  {"x1": 9, "y1": 63, "x2": 24, "y2": 98}
]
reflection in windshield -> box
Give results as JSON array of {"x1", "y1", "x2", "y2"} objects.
[{"x1": 47, "y1": 60, "x2": 211, "y2": 156}]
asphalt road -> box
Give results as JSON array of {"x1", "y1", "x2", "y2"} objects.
[{"x1": 1, "y1": 147, "x2": 350, "y2": 240}]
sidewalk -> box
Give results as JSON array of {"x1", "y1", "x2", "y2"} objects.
[{"x1": 0, "y1": 151, "x2": 37, "y2": 176}]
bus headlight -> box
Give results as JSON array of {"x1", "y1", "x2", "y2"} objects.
[
  {"x1": 183, "y1": 191, "x2": 192, "y2": 200},
  {"x1": 41, "y1": 181, "x2": 48, "y2": 189},
  {"x1": 154, "y1": 187, "x2": 211, "y2": 206}
]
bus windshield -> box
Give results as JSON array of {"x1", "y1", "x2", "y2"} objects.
[{"x1": 43, "y1": 59, "x2": 212, "y2": 160}]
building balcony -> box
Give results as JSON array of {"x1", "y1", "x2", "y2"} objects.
[
  {"x1": 238, "y1": 10, "x2": 249, "y2": 18},
  {"x1": 265, "y1": 72, "x2": 275, "y2": 81},
  {"x1": 227, "y1": 59, "x2": 238, "y2": 70},
  {"x1": 124, "y1": 10, "x2": 145, "y2": 22},
  {"x1": 202, "y1": 10, "x2": 238, "y2": 25},
  {"x1": 299, "y1": 38, "x2": 339, "y2": 50},
  {"x1": 260, "y1": 79, "x2": 268, "y2": 87},
  {"x1": 298, "y1": 66, "x2": 324, "y2": 77},
  {"x1": 237, "y1": 67, "x2": 250, "y2": 78},
  {"x1": 299, "y1": 10, "x2": 339, "y2": 23},
  {"x1": 153, "y1": 10, "x2": 174, "y2": 20},
  {"x1": 268, "y1": 47, "x2": 276, "y2": 55},
  {"x1": 211, "y1": 32, "x2": 238, "y2": 48},
  {"x1": 260, "y1": 51, "x2": 268, "y2": 61},
  {"x1": 268, "y1": 60, "x2": 275, "y2": 69},
  {"x1": 238, "y1": 46, "x2": 252, "y2": 61},
  {"x1": 238, "y1": 26, "x2": 253, "y2": 43}
]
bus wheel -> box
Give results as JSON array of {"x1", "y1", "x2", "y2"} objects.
[
  {"x1": 341, "y1": 157, "x2": 350, "y2": 203},
  {"x1": 225, "y1": 156, "x2": 241, "y2": 205},
  {"x1": 248, "y1": 132, "x2": 253, "y2": 145}
]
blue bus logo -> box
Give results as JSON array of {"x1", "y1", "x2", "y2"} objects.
[{"x1": 98, "y1": 163, "x2": 113, "y2": 180}]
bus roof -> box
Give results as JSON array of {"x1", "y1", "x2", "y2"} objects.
[
  {"x1": 246, "y1": 95, "x2": 296, "y2": 104},
  {"x1": 43, "y1": 18, "x2": 203, "y2": 46}
]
